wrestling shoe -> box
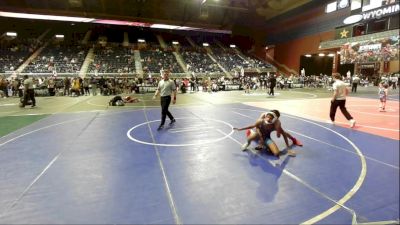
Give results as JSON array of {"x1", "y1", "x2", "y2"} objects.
[
  {"x1": 326, "y1": 120, "x2": 335, "y2": 125},
  {"x1": 241, "y1": 142, "x2": 249, "y2": 151},
  {"x1": 255, "y1": 145, "x2": 264, "y2": 151},
  {"x1": 349, "y1": 119, "x2": 356, "y2": 128},
  {"x1": 292, "y1": 138, "x2": 303, "y2": 147}
]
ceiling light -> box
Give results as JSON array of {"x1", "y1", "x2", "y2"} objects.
[
  {"x1": 172, "y1": 41, "x2": 179, "y2": 45},
  {"x1": 230, "y1": 44, "x2": 236, "y2": 48},
  {"x1": 55, "y1": 34, "x2": 64, "y2": 38},
  {"x1": 319, "y1": 53, "x2": 325, "y2": 56},
  {"x1": 93, "y1": 19, "x2": 150, "y2": 27},
  {"x1": 0, "y1": 11, "x2": 231, "y2": 34},
  {"x1": 0, "y1": 11, "x2": 94, "y2": 22},
  {"x1": 305, "y1": 54, "x2": 312, "y2": 57},
  {"x1": 138, "y1": 39, "x2": 145, "y2": 43},
  {"x1": 176, "y1": 26, "x2": 194, "y2": 30},
  {"x1": 6, "y1": 32, "x2": 17, "y2": 37},
  {"x1": 328, "y1": 53, "x2": 335, "y2": 57},
  {"x1": 203, "y1": 43, "x2": 209, "y2": 47},
  {"x1": 150, "y1": 24, "x2": 179, "y2": 29}
]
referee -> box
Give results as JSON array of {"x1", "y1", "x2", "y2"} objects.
[{"x1": 153, "y1": 69, "x2": 177, "y2": 130}]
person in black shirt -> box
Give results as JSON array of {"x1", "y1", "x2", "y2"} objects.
[{"x1": 268, "y1": 74, "x2": 276, "y2": 96}]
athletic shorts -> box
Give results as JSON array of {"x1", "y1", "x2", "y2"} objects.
[{"x1": 247, "y1": 129, "x2": 273, "y2": 145}]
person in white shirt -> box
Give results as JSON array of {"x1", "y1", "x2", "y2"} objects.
[
  {"x1": 153, "y1": 69, "x2": 177, "y2": 130},
  {"x1": 329, "y1": 73, "x2": 356, "y2": 128},
  {"x1": 351, "y1": 74, "x2": 360, "y2": 93}
]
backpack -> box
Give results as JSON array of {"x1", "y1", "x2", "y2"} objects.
[{"x1": 109, "y1": 96, "x2": 124, "y2": 106}]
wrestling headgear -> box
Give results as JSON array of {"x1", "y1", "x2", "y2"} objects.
[{"x1": 264, "y1": 111, "x2": 278, "y2": 124}]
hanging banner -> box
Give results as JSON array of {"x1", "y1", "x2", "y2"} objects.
[{"x1": 340, "y1": 35, "x2": 399, "y2": 64}]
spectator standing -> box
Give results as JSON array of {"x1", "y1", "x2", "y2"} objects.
[
  {"x1": 98, "y1": 76, "x2": 106, "y2": 95},
  {"x1": 71, "y1": 77, "x2": 80, "y2": 96},
  {"x1": 391, "y1": 76, "x2": 398, "y2": 90},
  {"x1": 378, "y1": 82, "x2": 389, "y2": 112},
  {"x1": 79, "y1": 77, "x2": 84, "y2": 96},
  {"x1": 268, "y1": 74, "x2": 276, "y2": 96},
  {"x1": 0, "y1": 77, "x2": 8, "y2": 98},
  {"x1": 64, "y1": 77, "x2": 71, "y2": 96},
  {"x1": 90, "y1": 76, "x2": 98, "y2": 96},
  {"x1": 346, "y1": 70, "x2": 351, "y2": 79},
  {"x1": 48, "y1": 76, "x2": 56, "y2": 96},
  {"x1": 12, "y1": 78, "x2": 19, "y2": 97},
  {"x1": 83, "y1": 78, "x2": 90, "y2": 96},
  {"x1": 21, "y1": 75, "x2": 36, "y2": 108},
  {"x1": 351, "y1": 74, "x2": 360, "y2": 93}
]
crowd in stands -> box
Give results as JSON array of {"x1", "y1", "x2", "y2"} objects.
[
  {"x1": 241, "y1": 55, "x2": 272, "y2": 70},
  {"x1": 181, "y1": 49, "x2": 222, "y2": 74},
  {"x1": 1, "y1": 32, "x2": 274, "y2": 77},
  {"x1": 0, "y1": 38, "x2": 42, "y2": 73},
  {"x1": 212, "y1": 48, "x2": 248, "y2": 71},
  {"x1": 141, "y1": 49, "x2": 183, "y2": 73},
  {"x1": 23, "y1": 41, "x2": 87, "y2": 74},
  {"x1": 88, "y1": 44, "x2": 136, "y2": 74}
]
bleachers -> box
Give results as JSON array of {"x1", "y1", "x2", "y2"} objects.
[
  {"x1": 141, "y1": 49, "x2": 183, "y2": 73},
  {"x1": 180, "y1": 49, "x2": 222, "y2": 73},
  {"x1": 241, "y1": 55, "x2": 272, "y2": 69},
  {"x1": 23, "y1": 41, "x2": 88, "y2": 74},
  {"x1": 0, "y1": 38, "x2": 42, "y2": 73},
  {"x1": 88, "y1": 45, "x2": 135, "y2": 74},
  {"x1": 0, "y1": 23, "x2": 275, "y2": 77},
  {"x1": 212, "y1": 48, "x2": 246, "y2": 72}
]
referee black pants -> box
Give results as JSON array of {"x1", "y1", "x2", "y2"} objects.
[
  {"x1": 269, "y1": 85, "x2": 275, "y2": 96},
  {"x1": 23, "y1": 89, "x2": 36, "y2": 106},
  {"x1": 160, "y1": 96, "x2": 174, "y2": 126},
  {"x1": 351, "y1": 83, "x2": 358, "y2": 92},
  {"x1": 330, "y1": 99, "x2": 353, "y2": 122}
]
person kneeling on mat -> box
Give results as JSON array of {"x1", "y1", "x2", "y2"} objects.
[
  {"x1": 259, "y1": 110, "x2": 303, "y2": 147},
  {"x1": 123, "y1": 95, "x2": 140, "y2": 103},
  {"x1": 233, "y1": 110, "x2": 296, "y2": 157}
]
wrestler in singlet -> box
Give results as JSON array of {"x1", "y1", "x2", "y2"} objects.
[{"x1": 256, "y1": 119, "x2": 276, "y2": 146}]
